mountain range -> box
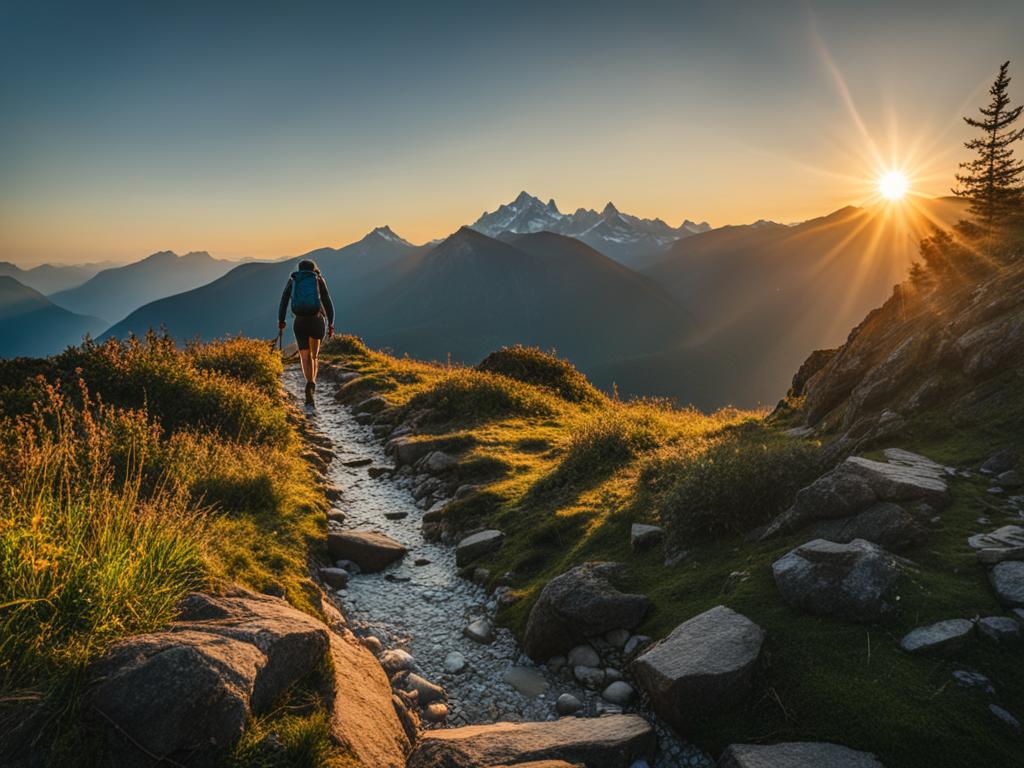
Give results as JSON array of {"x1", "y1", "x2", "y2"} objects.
[
  {"x1": 0, "y1": 260, "x2": 118, "y2": 295},
  {"x1": 48, "y1": 250, "x2": 238, "y2": 324},
  {"x1": 471, "y1": 191, "x2": 710, "y2": 266},
  {"x1": 0, "y1": 276, "x2": 104, "y2": 357}
]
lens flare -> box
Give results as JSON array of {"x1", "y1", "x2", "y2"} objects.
[{"x1": 878, "y1": 171, "x2": 909, "y2": 200}]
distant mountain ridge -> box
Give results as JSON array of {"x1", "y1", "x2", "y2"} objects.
[
  {"x1": 0, "y1": 260, "x2": 115, "y2": 295},
  {"x1": 49, "y1": 250, "x2": 238, "y2": 324},
  {"x1": 471, "y1": 191, "x2": 710, "y2": 266},
  {"x1": 0, "y1": 276, "x2": 104, "y2": 358}
]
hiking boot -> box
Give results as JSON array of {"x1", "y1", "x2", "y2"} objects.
[{"x1": 304, "y1": 381, "x2": 314, "y2": 405}]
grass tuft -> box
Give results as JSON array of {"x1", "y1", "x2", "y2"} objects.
[{"x1": 476, "y1": 345, "x2": 604, "y2": 405}]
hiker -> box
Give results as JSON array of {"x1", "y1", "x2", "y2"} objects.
[{"x1": 278, "y1": 259, "x2": 334, "y2": 405}]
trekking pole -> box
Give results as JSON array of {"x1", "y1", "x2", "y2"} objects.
[{"x1": 277, "y1": 328, "x2": 283, "y2": 352}]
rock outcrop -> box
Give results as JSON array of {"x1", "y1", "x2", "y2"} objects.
[
  {"x1": 719, "y1": 741, "x2": 886, "y2": 767},
  {"x1": 772, "y1": 539, "x2": 902, "y2": 621},
  {"x1": 86, "y1": 589, "x2": 331, "y2": 766},
  {"x1": 632, "y1": 605, "x2": 764, "y2": 731},
  {"x1": 522, "y1": 562, "x2": 651, "y2": 660},
  {"x1": 405, "y1": 715, "x2": 654, "y2": 768}
]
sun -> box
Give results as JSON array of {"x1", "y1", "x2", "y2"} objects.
[{"x1": 878, "y1": 170, "x2": 909, "y2": 201}]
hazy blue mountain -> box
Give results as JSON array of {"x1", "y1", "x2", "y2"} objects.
[
  {"x1": 0, "y1": 276, "x2": 105, "y2": 358},
  {"x1": 49, "y1": 250, "x2": 239, "y2": 324},
  {"x1": 471, "y1": 191, "x2": 710, "y2": 266},
  {"x1": 349, "y1": 228, "x2": 693, "y2": 389},
  {"x1": 103, "y1": 228, "x2": 423, "y2": 341},
  {"x1": 0, "y1": 261, "x2": 115, "y2": 295}
]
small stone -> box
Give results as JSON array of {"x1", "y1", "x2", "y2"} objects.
[
  {"x1": 405, "y1": 672, "x2": 445, "y2": 704},
  {"x1": 379, "y1": 649, "x2": 416, "y2": 675},
  {"x1": 360, "y1": 635, "x2": 383, "y2": 655},
  {"x1": 981, "y1": 449, "x2": 1018, "y2": 475},
  {"x1": 952, "y1": 670, "x2": 994, "y2": 693},
  {"x1": 423, "y1": 451, "x2": 458, "y2": 473},
  {"x1": 327, "y1": 509, "x2": 346, "y2": 523},
  {"x1": 900, "y1": 619, "x2": 974, "y2": 654},
  {"x1": 414, "y1": 557, "x2": 431, "y2": 566},
  {"x1": 455, "y1": 530, "x2": 505, "y2": 567},
  {"x1": 547, "y1": 656, "x2": 567, "y2": 674},
  {"x1": 443, "y1": 652, "x2": 467, "y2": 674},
  {"x1": 605, "y1": 628, "x2": 630, "y2": 648},
  {"x1": 463, "y1": 618, "x2": 495, "y2": 644},
  {"x1": 384, "y1": 511, "x2": 408, "y2": 520},
  {"x1": 573, "y1": 665, "x2": 605, "y2": 689},
  {"x1": 602, "y1": 681, "x2": 635, "y2": 704},
  {"x1": 978, "y1": 616, "x2": 1022, "y2": 644},
  {"x1": 623, "y1": 635, "x2": 651, "y2": 658},
  {"x1": 318, "y1": 567, "x2": 350, "y2": 589},
  {"x1": 335, "y1": 559, "x2": 362, "y2": 575},
  {"x1": 555, "y1": 692, "x2": 582, "y2": 715},
  {"x1": 990, "y1": 704, "x2": 1022, "y2": 734},
  {"x1": 423, "y1": 702, "x2": 449, "y2": 722},
  {"x1": 503, "y1": 666, "x2": 550, "y2": 698},
  {"x1": 343, "y1": 458, "x2": 373, "y2": 468},
  {"x1": 605, "y1": 667, "x2": 623, "y2": 683},
  {"x1": 567, "y1": 645, "x2": 600, "y2": 668}
]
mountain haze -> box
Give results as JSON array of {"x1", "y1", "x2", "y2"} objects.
[
  {"x1": 0, "y1": 277, "x2": 104, "y2": 357},
  {"x1": 49, "y1": 250, "x2": 239, "y2": 324},
  {"x1": 0, "y1": 261, "x2": 115, "y2": 295}
]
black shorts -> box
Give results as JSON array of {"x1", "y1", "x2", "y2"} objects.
[{"x1": 292, "y1": 314, "x2": 326, "y2": 350}]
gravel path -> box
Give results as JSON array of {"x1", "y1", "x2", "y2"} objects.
[{"x1": 285, "y1": 366, "x2": 711, "y2": 766}]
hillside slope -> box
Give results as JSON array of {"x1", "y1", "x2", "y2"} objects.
[
  {"x1": 0, "y1": 276, "x2": 104, "y2": 357},
  {"x1": 0, "y1": 260, "x2": 112, "y2": 295},
  {"x1": 49, "y1": 250, "x2": 238, "y2": 324}
]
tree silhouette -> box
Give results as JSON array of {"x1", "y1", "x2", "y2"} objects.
[{"x1": 954, "y1": 61, "x2": 1024, "y2": 243}]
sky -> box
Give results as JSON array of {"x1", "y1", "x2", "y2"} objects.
[{"x1": 2, "y1": 0, "x2": 1023, "y2": 265}]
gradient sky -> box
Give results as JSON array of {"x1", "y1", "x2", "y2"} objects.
[{"x1": 2, "y1": 0, "x2": 1023, "y2": 265}]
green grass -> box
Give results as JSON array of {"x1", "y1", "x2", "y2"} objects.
[
  {"x1": 325, "y1": 337, "x2": 1024, "y2": 768},
  {"x1": 0, "y1": 335, "x2": 338, "y2": 766}
]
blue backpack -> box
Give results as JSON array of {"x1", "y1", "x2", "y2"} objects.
[{"x1": 290, "y1": 269, "x2": 322, "y2": 316}]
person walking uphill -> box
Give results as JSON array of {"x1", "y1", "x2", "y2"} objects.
[{"x1": 278, "y1": 259, "x2": 334, "y2": 405}]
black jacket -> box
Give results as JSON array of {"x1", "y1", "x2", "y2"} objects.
[{"x1": 279, "y1": 274, "x2": 335, "y2": 325}]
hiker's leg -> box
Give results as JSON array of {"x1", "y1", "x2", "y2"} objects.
[
  {"x1": 298, "y1": 349, "x2": 312, "y2": 381},
  {"x1": 308, "y1": 336, "x2": 321, "y2": 382}
]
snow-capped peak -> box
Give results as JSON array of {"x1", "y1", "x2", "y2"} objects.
[{"x1": 369, "y1": 225, "x2": 411, "y2": 245}]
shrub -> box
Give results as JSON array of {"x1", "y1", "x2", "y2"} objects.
[
  {"x1": 53, "y1": 335, "x2": 289, "y2": 445},
  {"x1": 405, "y1": 368, "x2": 557, "y2": 424},
  {"x1": 644, "y1": 425, "x2": 823, "y2": 541},
  {"x1": 476, "y1": 345, "x2": 604, "y2": 405},
  {"x1": 189, "y1": 336, "x2": 283, "y2": 397},
  {"x1": 554, "y1": 403, "x2": 672, "y2": 483},
  {"x1": 321, "y1": 334, "x2": 371, "y2": 358},
  {"x1": 0, "y1": 382, "x2": 205, "y2": 690}
]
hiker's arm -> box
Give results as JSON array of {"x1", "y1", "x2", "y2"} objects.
[
  {"x1": 318, "y1": 277, "x2": 335, "y2": 326},
  {"x1": 278, "y1": 279, "x2": 292, "y2": 325}
]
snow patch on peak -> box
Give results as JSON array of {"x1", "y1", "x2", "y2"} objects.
[{"x1": 369, "y1": 226, "x2": 411, "y2": 245}]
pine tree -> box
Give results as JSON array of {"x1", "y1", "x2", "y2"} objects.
[{"x1": 954, "y1": 61, "x2": 1024, "y2": 238}]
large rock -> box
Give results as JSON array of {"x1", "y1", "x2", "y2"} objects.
[
  {"x1": 719, "y1": 741, "x2": 885, "y2": 768},
  {"x1": 990, "y1": 561, "x2": 1024, "y2": 608},
  {"x1": 327, "y1": 633, "x2": 410, "y2": 767},
  {"x1": 456, "y1": 529, "x2": 505, "y2": 566},
  {"x1": 630, "y1": 523, "x2": 665, "y2": 551},
  {"x1": 632, "y1": 605, "x2": 764, "y2": 731},
  {"x1": 405, "y1": 715, "x2": 654, "y2": 768},
  {"x1": 899, "y1": 619, "x2": 975, "y2": 654},
  {"x1": 87, "y1": 588, "x2": 329, "y2": 767},
  {"x1": 810, "y1": 502, "x2": 928, "y2": 551},
  {"x1": 387, "y1": 435, "x2": 434, "y2": 466},
  {"x1": 327, "y1": 530, "x2": 406, "y2": 572},
  {"x1": 763, "y1": 451, "x2": 949, "y2": 539},
  {"x1": 772, "y1": 539, "x2": 901, "y2": 621},
  {"x1": 522, "y1": 562, "x2": 651, "y2": 660}
]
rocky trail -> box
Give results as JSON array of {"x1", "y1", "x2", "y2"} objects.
[{"x1": 285, "y1": 365, "x2": 711, "y2": 767}]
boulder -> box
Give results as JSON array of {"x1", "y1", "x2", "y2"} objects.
[
  {"x1": 522, "y1": 562, "x2": 651, "y2": 660},
  {"x1": 380, "y1": 648, "x2": 417, "y2": 675},
  {"x1": 810, "y1": 502, "x2": 928, "y2": 551},
  {"x1": 978, "y1": 616, "x2": 1022, "y2": 644},
  {"x1": 602, "y1": 681, "x2": 634, "y2": 704},
  {"x1": 567, "y1": 645, "x2": 600, "y2": 668},
  {"x1": 327, "y1": 633, "x2": 410, "y2": 768},
  {"x1": 968, "y1": 525, "x2": 1024, "y2": 552},
  {"x1": 573, "y1": 665, "x2": 606, "y2": 688},
  {"x1": 981, "y1": 448, "x2": 1018, "y2": 475},
  {"x1": 719, "y1": 742, "x2": 885, "y2": 768},
  {"x1": 456, "y1": 529, "x2": 505, "y2": 566},
  {"x1": 405, "y1": 715, "x2": 655, "y2": 768},
  {"x1": 327, "y1": 530, "x2": 406, "y2": 572},
  {"x1": 404, "y1": 672, "x2": 446, "y2": 704},
  {"x1": 899, "y1": 619, "x2": 974, "y2": 654},
  {"x1": 630, "y1": 523, "x2": 664, "y2": 551},
  {"x1": 998, "y1": 470, "x2": 1024, "y2": 488},
  {"x1": 555, "y1": 693, "x2": 583, "y2": 715},
  {"x1": 388, "y1": 436, "x2": 434, "y2": 466},
  {"x1": 847, "y1": 452, "x2": 949, "y2": 503},
  {"x1": 632, "y1": 605, "x2": 764, "y2": 731},
  {"x1": 423, "y1": 450, "x2": 459, "y2": 473},
  {"x1": 86, "y1": 588, "x2": 329, "y2": 766},
  {"x1": 771, "y1": 539, "x2": 901, "y2": 622},
  {"x1": 990, "y1": 561, "x2": 1024, "y2": 608}
]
